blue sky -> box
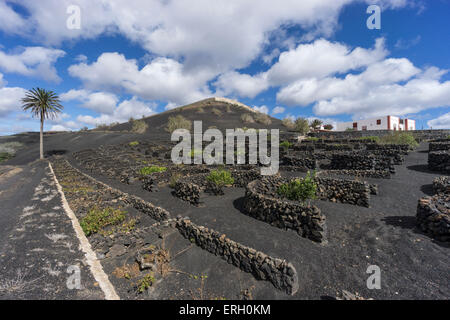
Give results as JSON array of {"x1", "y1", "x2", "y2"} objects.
[{"x1": 0, "y1": 0, "x2": 449, "y2": 135}]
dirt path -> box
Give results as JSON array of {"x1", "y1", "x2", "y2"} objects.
[{"x1": 0, "y1": 162, "x2": 104, "y2": 299}]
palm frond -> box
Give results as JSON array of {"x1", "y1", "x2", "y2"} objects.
[{"x1": 21, "y1": 87, "x2": 64, "y2": 120}]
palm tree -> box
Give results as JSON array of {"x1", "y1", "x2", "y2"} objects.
[
  {"x1": 21, "y1": 88, "x2": 63, "y2": 159},
  {"x1": 310, "y1": 119, "x2": 323, "y2": 130}
]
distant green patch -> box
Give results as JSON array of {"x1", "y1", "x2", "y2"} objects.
[
  {"x1": 139, "y1": 166, "x2": 167, "y2": 175},
  {"x1": 129, "y1": 141, "x2": 139, "y2": 147},
  {"x1": 0, "y1": 152, "x2": 13, "y2": 163},
  {"x1": 131, "y1": 120, "x2": 148, "y2": 134},
  {"x1": 305, "y1": 137, "x2": 319, "y2": 141},
  {"x1": 358, "y1": 136, "x2": 380, "y2": 143},
  {"x1": 190, "y1": 148, "x2": 203, "y2": 158},
  {"x1": 380, "y1": 132, "x2": 418, "y2": 148},
  {"x1": 0, "y1": 141, "x2": 23, "y2": 162}
]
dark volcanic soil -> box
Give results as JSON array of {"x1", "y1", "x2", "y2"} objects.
[
  {"x1": 2, "y1": 127, "x2": 449, "y2": 300},
  {"x1": 65, "y1": 141, "x2": 449, "y2": 300}
]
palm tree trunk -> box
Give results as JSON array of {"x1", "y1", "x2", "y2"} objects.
[{"x1": 40, "y1": 115, "x2": 44, "y2": 160}]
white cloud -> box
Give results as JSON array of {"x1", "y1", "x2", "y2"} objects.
[
  {"x1": 267, "y1": 38, "x2": 388, "y2": 86},
  {"x1": 76, "y1": 96, "x2": 156, "y2": 126},
  {"x1": 75, "y1": 54, "x2": 88, "y2": 63},
  {"x1": 427, "y1": 113, "x2": 450, "y2": 129},
  {"x1": 68, "y1": 53, "x2": 212, "y2": 105},
  {"x1": 272, "y1": 106, "x2": 285, "y2": 115},
  {"x1": 0, "y1": 46, "x2": 65, "y2": 82},
  {"x1": 215, "y1": 38, "x2": 388, "y2": 99},
  {"x1": 0, "y1": 86, "x2": 27, "y2": 116},
  {"x1": 214, "y1": 71, "x2": 269, "y2": 99},
  {"x1": 164, "y1": 102, "x2": 178, "y2": 110},
  {"x1": 313, "y1": 76, "x2": 450, "y2": 118},
  {"x1": 277, "y1": 57, "x2": 420, "y2": 106},
  {"x1": 252, "y1": 105, "x2": 269, "y2": 114},
  {"x1": 61, "y1": 89, "x2": 118, "y2": 114},
  {"x1": 2, "y1": 0, "x2": 407, "y2": 74}
]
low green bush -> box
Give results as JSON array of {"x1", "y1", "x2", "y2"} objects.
[
  {"x1": 131, "y1": 120, "x2": 148, "y2": 133},
  {"x1": 166, "y1": 115, "x2": 192, "y2": 133},
  {"x1": 206, "y1": 169, "x2": 234, "y2": 188},
  {"x1": 358, "y1": 136, "x2": 380, "y2": 143},
  {"x1": 277, "y1": 171, "x2": 317, "y2": 203},
  {"x1": 380, "y1": 132, "x2": 418, "y2": 147},
  {"x1": 129, "y1": 141, "x2": 139, "y2": 146},
  {"x1": 280, "y1": 141, "x2": 292, "y2": 150},
  {"x1": 80, "y1": 207, "x2": 126, "y2": 236},
  {"x1": 139, "y1": 166, "x2": 167, "y2": 175}
]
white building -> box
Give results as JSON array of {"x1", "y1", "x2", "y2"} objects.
[{"x1": 336, "y1": 116, "x2": 415, "y2": 132}]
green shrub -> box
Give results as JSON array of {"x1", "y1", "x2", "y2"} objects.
[
  {"x1": 139, "y1": 166, "x2": 167, "y2": 175},
  {"x1": 166, "y1": 115, "x2": 192, "y2": 133},
  {"x1": 380, "y1": 132, "x2": 418, "y2": 147},
  {"x1": 241, "y1": 113, "x2": 255, "y2": 124},
  {"x1": 294, "y1": 118, "x2": 310, "y2": 135},
  {"x1": 129, "y1": 141, "x2": 139, "y2": 147},
  {"x1": 282, "y1": 117, "x2": 295, "y2": 130},
  {"x1": 138, "y1": 274, "x2": 155, "y2": 293},
  {"x1": 277, "y1": 171, "x2": 317, "y2": 203},
  {"x1": 80, "y1": 207, "x2": 126, "y2": 236},
  {"x1": 131, "y1": 120, "x2": 148, "y2": 133},
  {"x1": 358, "y1": 136, "x2": 380, "y2": 143},
  {"x1": 169, "y1": 173, "x2": 182, "y2": 188},
  {"x1": 206, "y1": 169, "x2": 234, "y2": 188},
  {"x1": 0, "y1": 152, "x2": 12, "y2": 163},
  {"x1": 190, "y1": 148, "x2": 203, "y2": 158},
  {"x1": 280, "y1": 141, "x2": 292, "y2": 150}
]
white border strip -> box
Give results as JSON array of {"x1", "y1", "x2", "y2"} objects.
[{"x1": 48, "y1": 162, "x2": 120, "y2": 300}]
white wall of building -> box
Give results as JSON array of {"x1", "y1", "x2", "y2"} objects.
[{"x1": 336, "y1": 116, "x2": 416, "y2": 131}]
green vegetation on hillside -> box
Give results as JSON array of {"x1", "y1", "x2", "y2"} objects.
[
  {"x1": 166, "y1": 115, "x2": 192, "y2": 133},
  {"x1": 131, "y1": 120, "x2": 148, "y2": 133},
  {"x1": 139, "y1": 166, "x2": 167, "y2": 175}
]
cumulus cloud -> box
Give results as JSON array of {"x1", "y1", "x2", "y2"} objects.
[
  {"x1": 61, "y1": 89, "x2": 118, "y2": 114},
  {"x1": 1, "y1": 0, "x2": 408, "y2": 74},
  {"x1": 277, "y1": 57, "x2": 421, "y2": 106},
  {"x1": 76, "y1": 96, "x2": 156, "y2": 126},
  {"x1": 427, "y1": 113, "x2": 450, "y2": 129},
  {"x1": 267, "y1": 38, "x2": 388, "y2": 85},
  {"x1": 272, "y1": 106, "x2": 285, "y2": 115},
  {"x1": 0, "y1": 86, "x2": 27, "y2": 117},
  {"x1": 214, "y1": 72, "x2": 269, "y2": 99},
  {"x1": 0, "y1": 46, "x2": 65, "y2": 82},
  {"x1": 68, "y1": 53, "x2": 212, "y2": 105},
  {"x1": 215, "y1": 38, "x2": 388, "y2": 99},
  {"x1": 252, "y1": 105, "x2": 269, "y2": 114}
]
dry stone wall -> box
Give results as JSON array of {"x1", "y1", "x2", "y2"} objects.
[
  {"x1": 428, "y1": 151, "x2": 450, "y2": 173},
  {"x1": 243, "y1": 177, "x2": 326, "y2": 243},
  {"x1": 175, "y1": 217, "x2": 299, "y2": 295}
]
